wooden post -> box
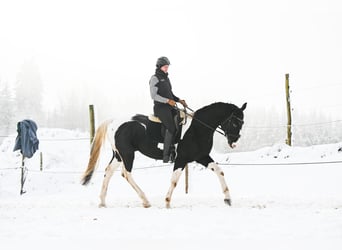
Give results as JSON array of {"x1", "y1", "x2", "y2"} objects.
[
  {"x1": 40, "y1": 152, "x2": 43, "y2": 171},
  {"x1": 89, "y1": 104, "x2": 95, "y2": 145},
  {"x1": 285, "y1": 73, "x2": 292, "y2": 146},
  {"x1": 185, "y1": 164, "x2": 189, "y2": 194}
]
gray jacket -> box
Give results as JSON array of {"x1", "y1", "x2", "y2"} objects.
[{"x1": 149, "y1": 69, "x2": 179, "y2": 105}]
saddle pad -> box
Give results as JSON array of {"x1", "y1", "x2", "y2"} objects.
[
  {"x1": 148, "y1": 115, "x2": 162, "y2": 123},
  {"x1": 148, "y1": 110, "x2": 189, "y2": 124}
]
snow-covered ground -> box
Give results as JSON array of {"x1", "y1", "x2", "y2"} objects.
[{"x1": 1, "y1": 129, "x2": 342, "y2": 250}]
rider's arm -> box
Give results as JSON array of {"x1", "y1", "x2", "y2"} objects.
[{"x1": 149, "y1": 76, "x2": 168, "y2": 103}]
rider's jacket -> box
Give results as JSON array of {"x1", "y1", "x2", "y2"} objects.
[{"x1": 149, "y1": 68, "x2": 179, "y2": 107}]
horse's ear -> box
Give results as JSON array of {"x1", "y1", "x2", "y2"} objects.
[{"x1": 240, "y1": 102, "x2": 247, "y2": 111}]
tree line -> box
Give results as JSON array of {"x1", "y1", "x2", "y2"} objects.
[{"x1": 0, "y1": 59, "x2": 89, "y2": 140}]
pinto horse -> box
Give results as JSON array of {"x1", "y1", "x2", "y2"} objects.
[{"x1": 81, "y1": 102, "x2": 247, "y2": 208}]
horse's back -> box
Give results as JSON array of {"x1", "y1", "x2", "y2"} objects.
[
  {"x1": 132, "y1": 114, "x2": 164, "y2": 143},
  {"x1": 115, "y1": 121, "x2": 145, "y2": 148},
  {"x1": 132, "y1": 114, "x2": 149, "y2": 125},
  {"x1": 114, "y1": 120, "x2": 163, "y2": 161},
  {"x1": 115, "y1": 120, "x2": 145, "y2": 137}
]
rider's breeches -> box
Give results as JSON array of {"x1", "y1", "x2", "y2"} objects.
[{"x1": 153, "y1": 104, "x2": 177, "y2": 135}]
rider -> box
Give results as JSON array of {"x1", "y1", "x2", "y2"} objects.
[{"x1": 149, "y1": 56, "x2": 188, "y2": 163}]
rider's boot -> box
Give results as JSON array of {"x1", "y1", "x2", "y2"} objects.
[
  {"x1": 163, "y1": 129, "x2": 174, "y2": 163},
  {"x1": 169, "y1": 144, "x2": 176, "y2": 163}
]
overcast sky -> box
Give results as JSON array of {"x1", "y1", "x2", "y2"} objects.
[{"x1": 1, "y1": 0, "x2": 342, "y2": 119}]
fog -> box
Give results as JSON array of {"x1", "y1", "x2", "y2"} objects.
[{"x1": 1, "y1": 0, "x2": 342, "y2": 149}]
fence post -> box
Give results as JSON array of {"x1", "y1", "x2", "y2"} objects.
[
  {"x1": 40, "y1": 152, "x2": 43, "y2": 171},
  {"x1": 185, "y1": 164, "x2": 189, "y2": 194},
  {"x1": 285, "y1": 73, "x2": 292, "y2": 146},
  {"x1": 89, "y1": 104, "x2": 95, "y2": 145}
]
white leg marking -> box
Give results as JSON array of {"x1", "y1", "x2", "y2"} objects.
[
  {"x1": 165, "y1": 168, "x2": 183, "y2": 208},
  {"x1": 208, "y1": 162, "x2": 231, "y2": 203},
  {"x1": 123, "y1": 168, "x2": 151, "y2": 208},
  {"x1": 99, "y1": 160, "x2": 121, "y2": 207}
]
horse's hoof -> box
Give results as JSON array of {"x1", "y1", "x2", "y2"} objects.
[
  {"x1": 98, "y1": 203, "x2": 107, "y2": 208},
  {"x1": 143, "y1": 203, "x2": 151, "y2": 208},
  {"x1": 224, "y1": 199, "x2": 232, "y2": 206}
]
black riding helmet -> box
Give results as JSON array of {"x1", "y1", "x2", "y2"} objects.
[{"x1": 156, "y1": 56, "x2": 170, "y2": 68}]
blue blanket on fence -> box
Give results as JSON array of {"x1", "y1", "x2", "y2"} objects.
[{"x1": 13, "y1": 119, "x2": 39, "y2": 158}]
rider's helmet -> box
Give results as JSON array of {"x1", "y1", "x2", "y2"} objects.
[{"x1": 156, "y1": 56, "x2": 170, "y2": 68}]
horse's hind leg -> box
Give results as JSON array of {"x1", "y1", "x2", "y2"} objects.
[
  {"x1": 122, "y1": 168, "x2": 151, "y2": 208},
  {"x1": 99, "y1": 151, "x2": 121, "y2": 208},
  {"x1": 120, "y1": 151, "x2": 151, "y2": 208}
]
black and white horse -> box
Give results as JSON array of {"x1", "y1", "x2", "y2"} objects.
[{"x1": 81, "y1": 102, "x2": 247, "y2": 208}]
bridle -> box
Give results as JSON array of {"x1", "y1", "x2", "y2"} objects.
[{"x1": 220, "y1": 113, "x2": 244, "y2": 139}]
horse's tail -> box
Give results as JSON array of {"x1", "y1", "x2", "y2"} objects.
[
  {"x1": 81, "y1": 119, "x2": 113, "y2": 185},
  {"x1": 132, "y1": 114, "x2": 149, "y2": 126}
]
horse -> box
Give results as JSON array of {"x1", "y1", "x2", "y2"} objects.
[{"x1": 81, "y1": 102, "x2": 247, "y2": 208}]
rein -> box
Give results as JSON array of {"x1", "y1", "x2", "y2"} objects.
[{"x1": 174, "y1": 106, "x2": 228, "y2": 137}]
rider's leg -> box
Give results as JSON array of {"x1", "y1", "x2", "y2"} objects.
[
  {"x1": 154, "y1": 105, "x2": 177, "y2": 163},
  {"x1": 169, "y1": 111, "x2": 181, "y2": 162},
  {"x1": 163, "y1": 129, "x2": 174, "y2": 163}
]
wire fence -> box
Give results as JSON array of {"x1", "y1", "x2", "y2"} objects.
[
  {"x1": 243, "y1": 119, "x2": 342, "y2": 130},
  {"x1": 1, "y1": 80, "x2": 342, "y2": 175},
  {"x1": 0, "y1": 135, "x2": 90, "y2": 141},
  {"x1": 0, "y1": 124, "x2": 341, "y2": 175},
  {"x1": 1, "y1": 159, "x2": 342, "y2": 176}
]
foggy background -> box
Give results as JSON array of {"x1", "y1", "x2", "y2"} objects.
[{"x1": 1, "y1": 0, "x2": 342, "y2": 151}]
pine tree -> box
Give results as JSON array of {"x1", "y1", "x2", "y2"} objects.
[{"x1": 0, "y1": 80, "x2": 16, "y2": 139}]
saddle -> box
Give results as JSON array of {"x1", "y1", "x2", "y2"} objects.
[
  {"x1": 148, "y1": 109, "x2": 187, "y2": 125},
  {"x1": 147, "y1": 110, "x2": 187, "y2": 144}
]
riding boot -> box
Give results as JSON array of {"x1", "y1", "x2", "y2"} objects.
[
  {"x1": 163, "y1": 129, "x2": 174, "y2": 163},
  {"x1": 169, "y1": 144, "x2": 176, "y2": 163}
]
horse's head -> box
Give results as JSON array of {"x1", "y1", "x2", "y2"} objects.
[{"x1": 221, "y1": 103, "x2": 247, "y2": 148}]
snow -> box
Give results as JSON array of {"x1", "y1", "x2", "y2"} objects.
[{"x1": 1, "y1": 128, "x2": 342, "y2": 250}]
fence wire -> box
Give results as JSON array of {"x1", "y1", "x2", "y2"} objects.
[{"x1": 1, "y1": 160, "x2": 341, "y2": 175}]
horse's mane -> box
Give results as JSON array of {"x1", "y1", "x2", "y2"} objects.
[{"x1": 194, "y1": 102, "x2": 236, "y2": 120}]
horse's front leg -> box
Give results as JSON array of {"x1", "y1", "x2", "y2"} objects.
[
  {"x1": 208, "y1": 162, "x2": 231, "y2": 206},
  {"x1": 165, "y1": 167, "x2": 184, "y2": 208}
]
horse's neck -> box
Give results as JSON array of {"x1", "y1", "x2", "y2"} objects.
[
  {"x1": 198, "y1": 103, "x2": 232, "y2": 128},
  {"x1": 214, "y1": 110, "x2": 230, "y2": 128}
]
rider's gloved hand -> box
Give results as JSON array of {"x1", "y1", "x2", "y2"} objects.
[
  {"x1": 179, "y1": 99, "x2": 188, "y2": 108},
  {"x1": 167, "y1": 99, "x2": 176, "y2": 107}
]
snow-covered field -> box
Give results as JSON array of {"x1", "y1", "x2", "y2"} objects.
[{"x1": 1, "y1": 129, "x2": 342, "y2": 250}]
